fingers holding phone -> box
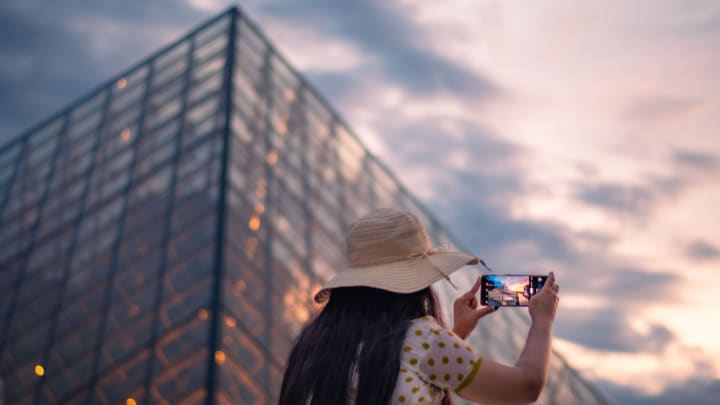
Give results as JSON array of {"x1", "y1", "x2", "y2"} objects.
[
  {"x1": 453, "y1": 276, "x2": 497, "y2": 339},
  {"x1": 528, "y1": 272, "x2": 559, "y2": 324}
]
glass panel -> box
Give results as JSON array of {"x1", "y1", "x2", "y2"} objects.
[
  {"x1": 189, "y1": 70, "x2": 223, "y2": 105},
  {"x1": 194, "y1": 35, "x2": 227, "y2": 67},
  {"x1": 111, "y1": 78, "x2": 146, "y2": 116},
  {"x1": 71, "y1": 91, "x2": 106, "y2": 122},
  {"x1": 0, "y1": 142, "x2": 22, "y2": 172},
  {"x1": 154, "y1": 42, "x2": 190, "y2": 83},
  {"x1": 91, "y1": 349, "x2": 150, "y2": 405},
  {"x1": 195, "y1": 14, "x2": 229, "y2": 47},
  {"x1": 149, "y1": 319, "x2": 208, "y2": 404},
  {"x1": 218, "y1": 321, "x2": 272, "y2": 404}
]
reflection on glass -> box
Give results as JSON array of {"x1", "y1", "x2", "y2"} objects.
[
  {"x1": 248, "y1": 215, "x2": 261, "y2": 231},
  {"x1": 120, "y1": 128, "x2": 131, "y2": 142},
  {"x1": 255, "y1": 178, "x2": 266, "y2": 198},
  {"x1": 266, "y1": 149, "x2": 278, "y2": 165},
  {"x1": 245, "y1": 236, "x2": 258, "y2": 259},
  {"x1": 214, "y1": 350, "x2": 226, "y2": 365}
]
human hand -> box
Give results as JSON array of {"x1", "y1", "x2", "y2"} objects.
[
  {"x1": 528, "y1": 272, "x2": 559, "y2": 325},
  {"x1": 453, "y1": 276, "x2": 496, "y2": 340}
]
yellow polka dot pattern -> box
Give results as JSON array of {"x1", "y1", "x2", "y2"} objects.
[{"x1": 391, "y1": 316, "x2": 483, "y2": 404}]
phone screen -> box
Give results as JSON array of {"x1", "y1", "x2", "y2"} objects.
[{"x1": 480, "y1": 275, "x2": 548, "y2": 306}]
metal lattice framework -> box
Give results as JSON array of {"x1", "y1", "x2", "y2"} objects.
[{"x1": 0, "y1": 7, "x2": 607, "y2": 405}]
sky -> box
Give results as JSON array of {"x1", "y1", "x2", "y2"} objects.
[{"x1": 1, "y1": 0, "x2": 719, "y2": 403}]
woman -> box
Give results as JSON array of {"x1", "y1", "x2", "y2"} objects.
[{"x1": 279, "y1": 208, "x2": 559, "y2": 404}]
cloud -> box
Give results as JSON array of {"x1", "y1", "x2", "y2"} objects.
[
  {"x1": 686, "y1": 240, "x2": 720, "y2": 261},
  {"x1": 577, "y1": 183, "x2": 656, "y2": 217},
  {"x1": 0, "y1": 0, "x2": 206, "y2": 142},
  {"x1": 0, "y1": 3, "x2": 94, "y2": 138},
  {"x1": 256, "y1": 0, "x2": 499, "y2": 100},
  {"x1": 581, "y1": 267, "x2": 679, "y2": 304},
  {"x1": 673, "y1": 150, "x2": 720, "y2": 171},
  {"x1": 574, "y1": 172, "x2": 696, "y2": 220},
  {"x1": 573, "y1": 148, "x2": 717, "y2": 219},
  {"x1": 597, "y1": 376, "x2": 720, "y2": 405},
  {"x1": 623, "y1": 96, "x2": 709, "y2": 122},
  {"x1": 555, "y1": 308, "x2": 675, "y2": 353}
]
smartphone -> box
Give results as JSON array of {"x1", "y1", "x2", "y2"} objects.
[{"x1": 480, "y1": 274, "x2": 548, "y2": 306}]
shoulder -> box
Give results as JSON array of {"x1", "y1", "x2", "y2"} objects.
[
  {"x1": 408, "y1": 315, "x2": 443, "y2": 334},
  {"x1": 406, "y1": 316, "x2": 462, "y2": 342}
]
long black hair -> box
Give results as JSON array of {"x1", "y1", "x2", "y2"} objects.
[{"x1": 279, "y1": 286, "x2": 451, "y2": 405}]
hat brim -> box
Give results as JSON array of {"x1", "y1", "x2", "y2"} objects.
[{"x1": 313, "y1": 251, "x2": 478, "y2": 303}]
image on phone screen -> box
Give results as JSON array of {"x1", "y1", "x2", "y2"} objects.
[{"x1": 481, "y1": 275, "x2": 548, "y2": 307}]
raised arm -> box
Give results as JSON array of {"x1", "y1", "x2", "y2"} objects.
[{"x1": 456, "y1": 272, "x2": 559, "y2": 405}]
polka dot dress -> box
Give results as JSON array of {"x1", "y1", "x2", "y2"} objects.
[{"x1": 390, "y1": 316, "x2": 483, "y2": 404}]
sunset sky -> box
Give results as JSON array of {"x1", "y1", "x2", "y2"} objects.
[{"x1": 1, "y1": 1, "x2": 719, "y2": 403}]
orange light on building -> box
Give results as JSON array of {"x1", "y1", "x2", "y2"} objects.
[
  {"x1": 244, "y1": 237, "x2": 258, "y2": 260},
  {"x1": 254, "y1": 202, "x2": 265, "y2": 214},
  {"x1": 126, "y1": 398, "x2": 137, "y2": 405},
  {"x1": 197, "y1": 309, "x2": 209, "y2": 320},
  {"x1": 256, "y1": 178, "x2": 267, "y2": 198},
  {"x1": 225, "y1": 316, "x2": 236, "y2": 328},
  {"x1": 276, "y1": 122, "x2": 288, "y2": 135},
  {"x1": 266, "y1": 150, "x2": 278, "y2": 165},
  {"x1": 248, "y1": 215, "x2": 261, "y2": 231},
  {"x1": 284, "y1": 89, "x2": 295, "y2": 101},
  {"x1": 120, "y1": 128, "x2": 131, "y2": 142},
  {"x1": 214, "y1": 350, "x2": 226, "y2": 365},
  {"x1": 34, "y1": 364, "x2": 45, "y2": 376},
  {"x1": 129, "y1": 305, "x2": 140, "y2": 317},
  {"x1": 234, "y1": 280, "x2": 246, "y2": 293},
  {"x1": 117, "y1": 78, "x2": 127, "y2": 89}
]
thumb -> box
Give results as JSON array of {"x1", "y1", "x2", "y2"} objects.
[{"x1": 474, "y1": 306, "x2": 495, "y2": 320}]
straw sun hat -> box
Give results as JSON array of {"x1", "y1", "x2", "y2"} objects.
[{"x1": 314, "y1": 208, "x2": 485, "y2": 303}]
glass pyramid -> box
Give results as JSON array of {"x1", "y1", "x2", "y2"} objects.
[{"x1": 0, "y1": 7, "x2": 606, "y2": 405}]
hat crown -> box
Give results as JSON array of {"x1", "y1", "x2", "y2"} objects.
[{"x1": 345, "y1": 209, "x2": 431, "y2": 267}]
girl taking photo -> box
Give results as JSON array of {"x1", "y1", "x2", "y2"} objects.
[{"x1": 280, "y1": 209, "x2": 559, "y2": 405}]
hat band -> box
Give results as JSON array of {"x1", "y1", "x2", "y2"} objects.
[
  {"x1": 405, "y1": 248, "x2": 455, "y2": 289},
  {"x1": 407, "y1": 247, "x2": 495, "y2": 290}
]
